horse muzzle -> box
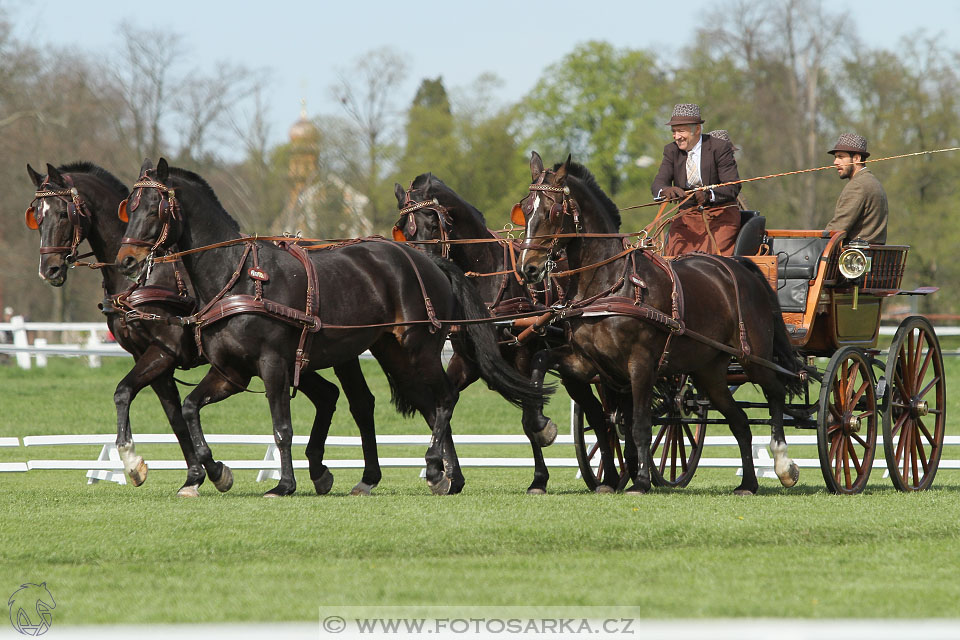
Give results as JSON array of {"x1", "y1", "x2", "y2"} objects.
[
  {"x1": 38, "y1": 255, "x2": 67, "y2": 287},
  {"x1": 116, "y1": 244, "x2": 150, "y2": 280}
]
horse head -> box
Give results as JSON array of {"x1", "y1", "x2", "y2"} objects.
[
  {"x1": 25, "y1": 162, "x2": 94, "y2": 286},
  {"x1": 392, "y1": 174, "x2": 457, "y2": 258},
  {"x1": 116, "y1": 157, "x2": 184, "y2": 280},
  {"x1": 516, "y1": 152, "x2": 579, "y2": 284}
]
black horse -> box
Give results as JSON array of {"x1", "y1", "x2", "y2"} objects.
[
  {"x1": 117, "y1": 158, "x2": 548, "y2": 496},
  {"x1": 516, "y1": 152, "x2": 804, "y2": 494},
  {"x1": 25, "y1": 162, "x2": 381, "y2": 497},
  {"x1": 393, "y1": 174, "x2": 611, "y2": 494}
]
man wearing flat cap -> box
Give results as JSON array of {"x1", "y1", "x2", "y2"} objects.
[
  {"x1": 651, "y1": 103, "x2": 742, "y2": 255},
  {"x1": 825, "y1": 133, "x2": 887, "y2": 244}
]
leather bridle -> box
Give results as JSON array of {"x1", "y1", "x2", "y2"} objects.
[
  {"x1": 518, "y1": 171, "x2": 582, "y2": 258},
  {"x1": 26, "y1": 175, "x2": 92, "y2": 262},
  {"x1": 392, "y1": 192, "x2": 454, "y2": 258},
  {"x1": 120, "y1": 175, "x2": 182, "y2": 254}
]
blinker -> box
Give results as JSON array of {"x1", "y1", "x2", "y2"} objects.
[
  {"x1": 118, "y1": 199, "x2": 129, "y2": 223},
  {"x1": 392, "y1": 226, "x2": 407, "y2": 242},
  {"x1": 25, "y1": 206, "x2": 38, "y2": 230},
  {"x1": 511, "y1": 203, "x2": 525, "y2": 226}
]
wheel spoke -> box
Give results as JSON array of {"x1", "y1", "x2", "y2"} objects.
[
  {"x1": 848, "y1": 440, "x2": 862, "y2": 474},
  {"x1": 916, "y1": 375, "x2": 942, "y2": 401},
  {"x1": 842, "y1": 437, "x2": 852, "y2": 488},
  {"x1": 914, "y1": 430, "x2": 929, "y2": 475},
  {"x1": 850, "y1": 431, "x2": 869, "y2": 448},
  {"x1": 651, "y1": 425, "x2": 667, "y2": 451},
  {"x1": 916, "y1": 338, "x2": 934, "y2": 384}
]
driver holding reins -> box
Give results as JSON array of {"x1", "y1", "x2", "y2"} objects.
[{"x1": 651, "y1": 103, "x2": 742, "y2": 256}]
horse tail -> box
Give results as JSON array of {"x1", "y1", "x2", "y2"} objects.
[
  {"x1": 735, "y1": 257, "x2": 806, "y2": 397},
  {"x1": 428, "y1": 255, "x2": 554, "y2": 408}
]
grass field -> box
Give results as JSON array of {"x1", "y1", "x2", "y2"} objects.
[{"x1": 2, "y1": 346, "x2": 960, "y2": 624}]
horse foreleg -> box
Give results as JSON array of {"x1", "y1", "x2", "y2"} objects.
[
  {"x1": 626, "y1": 366, "x2": 656, "y2": 495},
  {"x1": 298, "y1": 371, "x2": 339, "y2": 495},
  {"x1": 564, "y1": 378, "x2": 615, "y2": 493},
  {"x1": 333, "y1": 359, "x2": 381, "y2": 496},
  {"x1": 521, "y1": 348, "x2": 564, "y2": 494}
]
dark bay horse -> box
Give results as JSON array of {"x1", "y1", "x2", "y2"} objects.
[
  {"x1": 393, "y1": 174, "x2": 609, "y2": 494},
  {"x1": 117, "y1": 158, "x2": 548, "y2": 496},
  {"x1": 516, "y1": 152, "x2": 804, "y2": 494},
  {"x1": 25, "y1": 162, "x2": 380, "y2": 497}
]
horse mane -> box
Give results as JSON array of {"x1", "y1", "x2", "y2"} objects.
[
  {"x1": 413, "y1": 173, "x2": 487, "y2": 225},
  {"x1": 167, "y1": 166, "x2": 240, "y2": 233},
  {"x1": 57, "y1": 161, "x2": 128, "y2": 198},
  {"x1": 553, "y1": 160, "x2": 621, "y2": 229}
]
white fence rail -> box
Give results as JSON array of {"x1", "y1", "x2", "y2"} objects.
[
  {"x1": 6, "y1": 430, "x2": 960, "y2": 486},
  {"x1": 3, "y1": 319, "x2": 960, "y2": 371}
]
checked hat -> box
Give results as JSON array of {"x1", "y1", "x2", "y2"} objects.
[
  {"x1": 666, "y1": 103, "x2": 704, "y2": 126},
  {"x1": 827, "y1": 133, "x2": 870, "y2": 159}
]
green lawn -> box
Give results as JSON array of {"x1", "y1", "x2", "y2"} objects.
[{"x1": 1, "y1": 350, "x2": 959, "y2": 623}]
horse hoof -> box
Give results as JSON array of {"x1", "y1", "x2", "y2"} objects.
[
  {"x1": 350, "y1": 481, "x2": 376, "y2": 496},
  {"x1": 534, "y1": 420, "x2": 558, "y2": 447},
  {"x1": 263, "y1": 492, "x2": 283, "y2": 498},
  {"x1": 213, "y1": 464, "x2": 234, "y2": 493},
  {"x1": 428, "y1": 476, "x2": 452, "y2": 496},
  {"x1": 128, "y1": 457, "x2": 148, "y2": 486},
  {"x1": 778, "y1": 462, "x2": 800, "y2": 488},
  {"x1": 526, "y1": 487, "x2": 547, "y2": 496},
  {"x1": 595, "y1": 485, "x2": 616, "y2": 494},
  {"x1": 624, "y1": 484, "x2": 648, "y2": 495},
  {"x1": 733, "y1": 488, "x2": 756, "y2": 496},
  {"x1": 313, "y1": 469, "x2": 334, "y2": 495},
  {"x1": 177, "y1": 484, "x2": 200, "y2": 498}
]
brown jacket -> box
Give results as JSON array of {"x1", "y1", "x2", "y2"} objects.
[
  {"x1": 651, "y1": 135, "x2": 741, "y2": 208},
  {"x1": 826, "y1": 167, "x2": 888, "y2": 244}
]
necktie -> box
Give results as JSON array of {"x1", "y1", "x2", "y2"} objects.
[{"x1": 685, "y1": 151, "x2": 702, "y2": 188}]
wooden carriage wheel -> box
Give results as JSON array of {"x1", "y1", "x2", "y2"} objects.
[
  {"x1": 817, "y1": 346, "x2": 878, "y2": 494},
  {"x1": 650, "y1": 375, "x2": 707, "y2": 488},
  {"x1": 882, "y1": 316, "x2": 946, "y2": 491}
]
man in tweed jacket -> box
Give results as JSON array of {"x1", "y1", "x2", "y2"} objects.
[
  {"x1": 825, "y1": 133, "x2": 888, "y2": 244},
  {"x1": 651, "y1": 104, "x2": 742, "y2": 255}
]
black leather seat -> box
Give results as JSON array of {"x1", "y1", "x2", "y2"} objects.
[
  {"x1": 771, "y1": 236, "x2": 830, "y2": 312},
  {"x1": 733, "y1": 211, "x2": 765, "y2": 256}
]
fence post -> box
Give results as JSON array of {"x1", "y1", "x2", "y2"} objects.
[
  {"x1": 86, "y1": 331, "x2": 101, "y2": 368},
  {"x1": 34, "y1": 339, "x2": 48, "y2": 368},
  {"x1": 11, "y1": 316, "x2": 30, "y2": 369}
]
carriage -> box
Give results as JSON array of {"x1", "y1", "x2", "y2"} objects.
[{"x1": 572, "y1": 213, "x2": 945, "y2": 495}]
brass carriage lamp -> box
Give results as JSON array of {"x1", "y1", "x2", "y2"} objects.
[{"x1": 838, "y1": 238, "x2": 872, "y2": 309}]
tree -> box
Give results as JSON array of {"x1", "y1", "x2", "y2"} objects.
[
  {"x1": 331, "y1": 47, "x2": 408, "y2": 231},
  {"x1": 518, "y1": 41, "x2": 668, "y2": 199}
]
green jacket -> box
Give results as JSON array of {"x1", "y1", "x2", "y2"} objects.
[{"x1": 825, "y1": 168, "x2": 888, "y2": 244}]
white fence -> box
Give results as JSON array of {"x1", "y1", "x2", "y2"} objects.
[
  {"x1": 3, "y1": 319, "x2": 960, "y2": 371},
  {"x1": 5, "y1": 430, "x2": 960, "y2": 486}
]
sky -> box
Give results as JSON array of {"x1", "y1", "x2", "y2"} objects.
[{"x1": 8, "y1": 0, "x2": 960, "y2": 153}]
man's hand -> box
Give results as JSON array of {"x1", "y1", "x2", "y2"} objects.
[
  {"x1": 662, "y1": 186, "x2": 686, "y2": 201},
  {"x1": 693, "y1": 189, "x2": 707, "y2": 206}
]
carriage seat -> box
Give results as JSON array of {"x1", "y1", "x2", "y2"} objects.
[
  {"x1": 733, "y1": 211, "x2": 765, "y2": 256},
  {"x1": 770, "y1": 236, "x2": 830, "y2": 313}
]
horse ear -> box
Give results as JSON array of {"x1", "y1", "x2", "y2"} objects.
[
  {"x1": 394, "y1": 183, "x2": 406, "y2": 207},
  {"x1": 46, "y1": 163, "x2": 63, "y2": 185},
  {"x1": 554, "y1": 154, "x2": 571, "y2": 183},
  {"x1": 140, "y1": 158, "x2": 153, "y2": 177},
  {"x1": 157, "y1": 158, "x2": 169, "y2": 181},
  {"x1": 530, "y1": 151, "x2": 544, "y2": 181},
  {"x1": 27, "y1": 164, "x2": 45, "y2": 188}
]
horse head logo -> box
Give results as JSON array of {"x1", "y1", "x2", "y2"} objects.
[{"x1": 8, "y1": 583, "x2": 56, "y2": 636}]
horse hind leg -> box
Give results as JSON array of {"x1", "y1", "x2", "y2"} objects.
[
  {"x1": 750, "y1": 368, "x2": 800, "y2": 488},
  {"x1": 297, "y1": 371, "x2": 339, "y2": 495},
  {"x1": 333, "y1": 359, "x2": 381, "y2": 496}
]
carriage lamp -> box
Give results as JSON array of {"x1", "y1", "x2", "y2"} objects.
[
  {"x1": 838, "y1": 247, "x2": 868, "y2": 280},
  {"x1": 838, "y1": 243, "x2": 871, "y2": 310}
]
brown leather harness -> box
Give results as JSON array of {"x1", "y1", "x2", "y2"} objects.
[{"x1": 517, "y1": 173, "x2": 799, "y2": 378}]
